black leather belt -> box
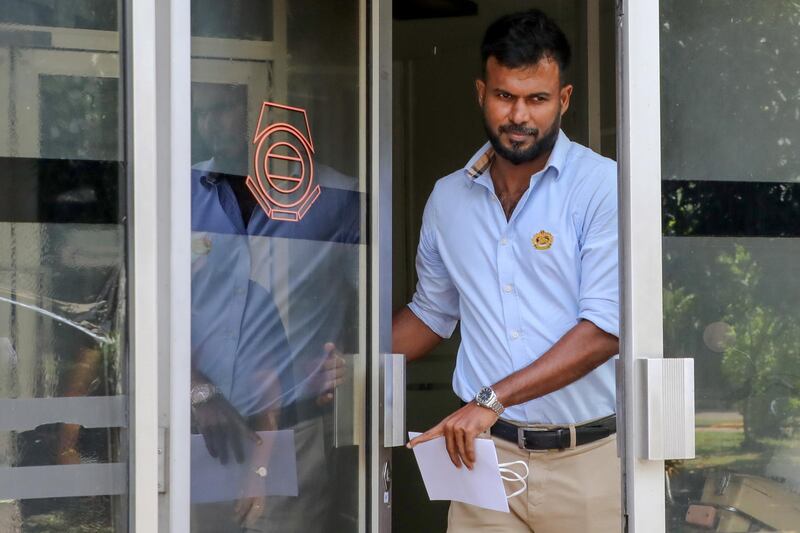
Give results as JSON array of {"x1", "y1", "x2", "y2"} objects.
[{"x1": 491, "y1": 414, "x2": 616, "y2": 451}]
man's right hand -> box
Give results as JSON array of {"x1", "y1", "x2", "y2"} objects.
[
  {"x1": 193, "y1": 393, "x2": 261, "y2": 465},
  {"x1": 314, "y1": 342, "x2": 347, "y2": 406}
]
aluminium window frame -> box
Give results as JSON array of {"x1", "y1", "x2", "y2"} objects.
[
  {"x1": 617, "y1": 0, "x2": 667, "y2": 532},
  {"x1": 128, "y1": 0, "x2": 191, "y2": 530}
]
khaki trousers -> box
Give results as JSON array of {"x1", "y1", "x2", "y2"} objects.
[{"x1": 447, "y1": 432, "x2": 622, "y2": 533}]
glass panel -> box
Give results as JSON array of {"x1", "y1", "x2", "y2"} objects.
[
  {"x1": 0, "y1": 0, "x2": 118, "y2": 31},
  {"x1": 0, "y1": 2, "x2": 128, "y2": 531},
  {"x1": 661, "y1": 1, "x2": 800, "y2": 183},
  {"x1": 189, "y1": 1, "x2": 365, "y2": 532},
  {"x1": 661, "y1": 1, "x2": 800, "y2": 531},
  {"x1": 191, "y1": 0, "x2": 273, "y2": 41},
  {"x1": 39, "y1": 75, "x2": 120, "y2": 161}
]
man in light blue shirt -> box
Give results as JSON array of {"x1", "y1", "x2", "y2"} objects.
[{"x1": 396, "y1": 10, "x2": 621, "y2": 532}]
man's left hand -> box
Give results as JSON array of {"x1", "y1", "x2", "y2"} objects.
[{"x1": 406, "y1": 402, "x2": 498, "y2": 470}]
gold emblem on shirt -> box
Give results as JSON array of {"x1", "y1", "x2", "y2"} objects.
[{"x1": 532, "y1": 230, "x2": 554, "y2": 250}]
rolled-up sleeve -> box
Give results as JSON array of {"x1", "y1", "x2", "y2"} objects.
[
  {"x1": 577, "y1": 164, "x2": 619, "y2": 338},
  {"x1": 407, "y1": 188, "x2": 460, "y2": 338}
]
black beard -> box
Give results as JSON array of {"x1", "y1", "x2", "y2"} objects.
[{"x1": 484, "y1": 114, "x2": 561, "y2": 166}]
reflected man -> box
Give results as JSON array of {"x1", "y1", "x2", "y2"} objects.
[{"x1": 190, "y1": 84, "x2": 360, "y2": 532}]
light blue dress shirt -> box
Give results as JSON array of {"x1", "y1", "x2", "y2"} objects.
[{"x1": 408, "y1": 131, "x2": 619, "y2": 425}]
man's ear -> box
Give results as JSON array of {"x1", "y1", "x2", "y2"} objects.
[
  {"x1": 475, "y1": 78, "x2": 486, "y2": 108},
  {"x1": 559, "y1": 84, "x2": 574, "y2": 116}
]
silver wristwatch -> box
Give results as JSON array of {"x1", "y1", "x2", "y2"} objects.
[
  {"x1": 475, "y1": 386, "x2": 505, "y2": 416},
  {"x1": 191, "y1": 383, "x2": 218, "y2": 407}
]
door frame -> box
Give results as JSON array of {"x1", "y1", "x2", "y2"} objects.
[
  {"x1": 617, "y1": 0, "x2": 668, "y2": 531},
  {"x1": 370, "y1": 0, "x2": 394, "y2": 530},
  {"x1": 129, "y1": 0, "x2": 192, "y2": 530},
  {"x1": 129, "y1": 0, "x2": 166, "y2": 531},
  {"x1": 132, "y1": 0, "x2": 391, "y2": 530}
]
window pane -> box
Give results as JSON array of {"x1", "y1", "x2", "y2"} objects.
[
  {"x1": 661, "y1": 1, "x2": 800, "y2": 531},
  {"x1": 189, "y1": 2, "x2": 366, "y2": 532},
  {"x1": 0, "y1": 1, "x2": 128, "y2": 530},
  {"x1": 0, "y1": 0, "x2": 117, "y2": 32},
  {"x1": 191, "y1": 0, "x2": 273, "y2": 41},
  {"x1": 661, "y1": 1, "x2": 800, "y2": 182}
]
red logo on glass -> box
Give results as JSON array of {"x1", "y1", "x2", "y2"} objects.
[{"x1": 246, "y1": 102, "x2": 320, "y2": 222}]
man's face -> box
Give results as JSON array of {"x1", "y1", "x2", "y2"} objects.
[
  {"x1": 476, "y1": 56, "x2": 573, "y2": 165},
  {"x1": 194, "y1": 85, "x2": 248, "y2": 165}
]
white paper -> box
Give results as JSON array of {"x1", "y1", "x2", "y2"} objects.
[
  {"x1": 191, "y1": 429, "x2": 298, "y2": 503},
  {"x1": 408, "y1": 431, "x2": 509, "y2": 513}
]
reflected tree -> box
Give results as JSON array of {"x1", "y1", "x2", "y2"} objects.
[
  {"x1": 716, "y1": 245, "x2": 800, "y2": 446},
  {"x1": 661, "y1": 0, "x2": 800, "y2": 183}
]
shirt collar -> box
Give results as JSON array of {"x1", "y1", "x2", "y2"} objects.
[
  {"x1": 463, "y1": 129, "x2": 571, "y2": 185},
  {"x1": 196, "y1": 157, "x2": 249, "y2": 188},
  {"x1": 200, "y1": 174, "x2": 220, "y2": 188},
  {"x1": 464, "y1": 142, "x2": 495, "y2": 181},
  {"x1": 195, "y1": 158, "x2": 220, "y2": 188}
]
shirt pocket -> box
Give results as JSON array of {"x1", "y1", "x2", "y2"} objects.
[
  {"x1": 520, "y1": 223, "x2": 578, "y2": 285},
  {"x1": 518, "y1": 224, "x2": 581, "y2": 342}
]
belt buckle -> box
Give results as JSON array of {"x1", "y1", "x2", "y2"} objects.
[{"x1": 517, "y1": 426, "x2": 551, "y2": 452}]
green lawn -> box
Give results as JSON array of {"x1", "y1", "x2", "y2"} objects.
[
  {"x1": 682, "y1": 427, "x2": 800, "y2": 475},
  {"x1": 692, "y1": 430, "x2": 766, "y2": 473}
]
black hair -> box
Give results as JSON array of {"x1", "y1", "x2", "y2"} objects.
[{"x1": 481, "y1": 9, "x2": 572, "y2": 84}]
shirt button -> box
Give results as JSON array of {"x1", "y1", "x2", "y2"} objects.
[
  {"x1": 510, "y1": 330, "x2": 520, "y2": 339},
  {"x1": 235, "y1": 287, "x2": 245, "y2": 296},
  {"x1": 503, "y1": 284, "x2": 513, "y2": 293},
  {"x1": 500, "y1": 238, "x2": 508, "y2": 246}
]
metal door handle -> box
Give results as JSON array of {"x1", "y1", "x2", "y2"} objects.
[
  {"x1": 382, "y1": 460, "x2": 392, "y2": 492},
  {"x1": 383, "y1": 353, "x2": 406, "y2": 447},
  {"x1": 637, "y1": 357, "x2": 695, "y2": 460}
]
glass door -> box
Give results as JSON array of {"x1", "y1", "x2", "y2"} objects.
[
  {"x1": 620, "y1": 1, "x2": 800, "y2": 532},
  {"x1": 185, "y1": 0, "x2": 393, "y2": 531}
]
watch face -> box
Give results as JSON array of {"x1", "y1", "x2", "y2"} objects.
[
  {"x1": 192, "y1": 384, "x2": 215, "y2": 405},
  {"x1": 477, "y1": 388, "x2": 492, "y2": 404}
]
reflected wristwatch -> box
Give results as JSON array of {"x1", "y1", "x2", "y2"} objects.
[
  {"x1": 190, "y1": 383, "x2": 218, "y2": 407},
  {"x1": 475, "y1": 386, "x2": 505, "y2": 416}
]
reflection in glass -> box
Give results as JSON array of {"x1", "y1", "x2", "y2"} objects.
[
  {"x1": 191, "y1": 0, "x2": 274, "y2": 41},
  {"x1": 0, "y1": 0, "x2": 128, "y2": 530},
  {"x1": 661, "y1": 1, "x2": 800, "y2": 531},
  {"x1": 0, "y1": 0, "x2": 118, "y2": 31},
  {"x1": 663, "y1": 239, "x2": 800, "y2": 531},
  {"x1": 189, "y1": 1, "x2": 364, "y2": 531},
  {"x1": 661, "y1": 1, "x2": 800, "y2": 182},
  {"x1": 40, "y1": 75, "x2": 120, "y2": 161}
]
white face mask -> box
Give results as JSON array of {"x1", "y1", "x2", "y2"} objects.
[{"x1": 498, "y1": 460, "x2": 530, "y2": 499}]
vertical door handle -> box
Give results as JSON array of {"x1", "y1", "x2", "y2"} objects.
[
  {"x1": 382, "y1": 460, "x2": 392, "y2": 492},
  {"x1": 383, "y1": 353, "x2": 406, "y2": 447},
  {"x1": 636, "y1": 357, "x2": 695, "y2": 460}
]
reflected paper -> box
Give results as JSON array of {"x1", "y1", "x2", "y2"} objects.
[{"x1": 191, "y1": 429, "x2": 298, "y2": 503}]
